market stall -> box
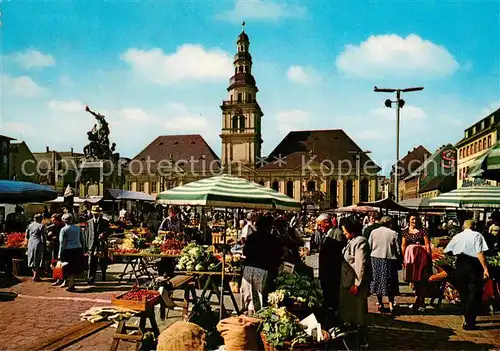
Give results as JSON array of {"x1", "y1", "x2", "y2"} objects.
[{"x1": 156, "y1": 174, "x2": 301, "y2": 319}]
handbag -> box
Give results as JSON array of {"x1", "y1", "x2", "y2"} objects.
[{"x1": 52, "y1": 266, "x2": 64, "y2": 280}]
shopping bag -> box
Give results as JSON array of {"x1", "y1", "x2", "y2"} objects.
[
  {"x1": 52, "y1": 266, "x2": 64, "y2": 280},
  {"x1": 483, "y1": 279, "x2": 494, "y2": 301}
]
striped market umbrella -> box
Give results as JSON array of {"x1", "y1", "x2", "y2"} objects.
[
  {"x1": 156, "y1": 174, "x2": 300, "y2": 211},
  {"x1": 469, "y1": 141, "x2": 500, "y2": 181},
  {"x1": 428, "y1": 185, "x2": 500, "y2": 209},
  {"x1": 0, "y1": 180, "x2": 58, "y2": 204}
]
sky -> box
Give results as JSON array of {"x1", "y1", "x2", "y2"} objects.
[{"x1": 1, "y1": 0, "x2": 499, "y2": 175}]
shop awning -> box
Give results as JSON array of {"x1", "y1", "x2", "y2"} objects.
[
  {"x1": 103, "y1": 189, "x2": 155, "y2": 202},
  {"x1": 428, "y1": 185, "x2": 500, "y2": 209},
  {"x1": 469, "y1": 141, "x2": 500, "y2": 181},
  {"x1": 398, "y1": 197, "x2": 431, "y2": 210},
  {"x1": 46, "y1": 196, "x2": 103, "y2": 204},
  {"x1": 358, "y1": 197, "x2": 411, "y2": 212},
  {"x1": 156, "y1": 174, "x2": 301, "y2": 211},
  {"x1": 0, "y1": 180, "x2": 57, "y2": 204},
  {"x1": 335, "y1": 205, "x2": 379, "y2": 213}
]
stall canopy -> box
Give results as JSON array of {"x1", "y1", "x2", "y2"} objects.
[
  {"x1": 358, "y1": 197, "x2": 411, "y2": 212},
  {"x1": 334, "y1": 205, "x2": 379, "y2": 213},
  {"x1": 156, "y1": 174, "x2": 301, "y2": 211},
  {"x1": 103, "y1": 189, "x2": 155, "y2": 202},
  {"x1": 398, "y1": 197, "x2": 431, "y2": 210},
  {"x1": 428, "y1": 185, "x2": 500, "y2": 209},
  {"x1": 0, "y1": 180, "x2": 57, "y2": 204},
  {"x1": 47, "y1": 196, "x2": 102, "y2": 204},
  {"x1": 469, "y1": 141, "x2": 500, "y2": 181}
]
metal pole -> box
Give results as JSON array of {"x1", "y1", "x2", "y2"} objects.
[
  {"x1": 395, "y1": 90, "x2": 401, "y2": 203},
  {"x1": 357, "y1": 154, "x2": 360, "y2": 204}
]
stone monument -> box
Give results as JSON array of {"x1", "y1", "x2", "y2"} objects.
[{"x1": 78, "y1": 105, "x2": 123, "y2": 197}]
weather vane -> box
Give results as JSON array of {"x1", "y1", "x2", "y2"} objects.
[{"x1": 241, "y1": 21, "x2": 245, "y2": 31}]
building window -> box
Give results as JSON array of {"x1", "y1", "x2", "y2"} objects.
[
  {"x1": 307, "y1": 181, "x2": 316, "y2": 192},
  {"x1": 272, "y1": 181, "x2": 279, "y2": 191},
  {"x1": 238, "y1": 66, "x2": 243, "y2": 73},
  {"x1": 286, "y1": 181, "x2": 294, "y2": 198},
  {"x1": 466, "y1": 146, "x2": 470, "y2": 157},
  {"x1": 137, "y1": 182, "x2": 144, "y2": 192},
  {"x1": 239, "y1": 116, "x2": 245, "y2": 130},
  {"x1": 248, "y1": 93, "x2": 252, "y2": 102},
  {"x1": 488, "y1": 135, "x2": 492, "y2": 147},
  {"x1": 232, "y1": 116, "x2": 239, "y2": 130},
  {"x1": 459, "y1": 149, "x2": 463, "y2": 159},
  {"x1": 151, "y1": 182, "x2": 157, "y2": 193},
  {"x1": 258, "y1": 181, "x2": 265, "y2": 186},
  {"x1": 345, "y1": 179, "x2": 353, "y2": 206},
  {"x1": 237, "y1": 93, "x2": 242, "y2": 102},
  {"x1": 360, "y1": 179, "x2": 369, "y2": 202},
  {"x1": 474, "y1": 142, "x2": 477, "y2": 153},
  {"x1": 483, "y1": 138, "x2": 487, "y2": 150}
]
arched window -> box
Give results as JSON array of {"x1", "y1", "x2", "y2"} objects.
[
  {"x1": 474, "y1": 142, "x2": 477, "y2": 153},
  {"x1": 245, "y1": 65, "x2": 249, "y2": 73},
  {"x1": 239, "y1": 116, "x2": 245, "y2": 130},
  {"x1": 234, "y1": 67, "x2": 237, "y2": 75},
  {"x1": 345, "y1": 179, "x2": 353, "y2": 206},
  {"x1": 488, "y1": 135, "x2": 492, "y2": 147},
  {"x1": 459, "y1": 149, "x2": 463, "y2": 159},
  {"x1": 272, "y1": 181, "x2": 279, "y2": 191},
  {"x1": 238, "y1": 66, "x2": 243, "y2": 73},
  {"x1": 329, "y1": 180, "x2": 338, "y2": 208},
  {"x1": 483, "y1": 138, "x2": 487, "y2": 150},
  {"x1": 307, "y1": 181, "x2": 316, "y2": 192},
  {"x1": 286, "y1": 181, "x2": 294, "y2": 198},
  {"x1": 232, "y1": 116, "x2": 239, "y2": 130},
  {"x1": 360, "y1": 179, "x2": 369, "y2": 202}
]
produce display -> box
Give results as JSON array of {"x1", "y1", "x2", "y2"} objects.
[
  {"x1": 214, "y1": 252, "x2": 242, "y2": 273},
  {"x1": 160, "y1": 239, "x2": 186, "y2": 255},
  {"x1": 119, "y1": 289, "x2": 159, "y2": 301},
  {"x1": 176, "y1": 243, "x2": 220, "y2": 272},
  {"x1": 4, "y1": 233, "x2": 26, "y2": 248},
  {"x1": 256, "y1": 306, "x2": 308, "y2": 349},
  {"x1": 113, "y1": 248, "x2": 139, "y2": 254},
  {"x1": 487, "y1": 252, "x2": 500, "y2": 268},
  {"x1": 271, "y1": 272, "x2": 323, "y2": 308}
]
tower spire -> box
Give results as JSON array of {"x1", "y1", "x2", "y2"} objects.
[{"x1": 241, "y1": 21, "x2": 246, "y2": 32}]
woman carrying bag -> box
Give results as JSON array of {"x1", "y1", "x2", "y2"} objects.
[{"x1": 58, "y1": 213, "x2": 85, "y2": 292}]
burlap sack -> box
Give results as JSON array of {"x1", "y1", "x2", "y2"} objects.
[
  {"x1": 216, "y1": 315, "x2": 263, "y2": 351},
  {"x1": 157, "y1": 321, "x2": 206, "y2": 351}
]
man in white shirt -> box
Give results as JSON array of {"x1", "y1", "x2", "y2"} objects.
[
  {"x1": 445, "y1": 220, "x2": 489, "y2": 330},
  {"x1": 119, "y1": 206, "x2": 127, "y2": 221}
]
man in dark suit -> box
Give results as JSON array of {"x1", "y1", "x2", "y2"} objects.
[{"x1": 85, "y1": 206, "x2": 109, "y2": 283}]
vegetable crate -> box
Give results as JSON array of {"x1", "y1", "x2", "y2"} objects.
[{"x1": 111, "y1": 288, "x2": 160, "y2": 312}]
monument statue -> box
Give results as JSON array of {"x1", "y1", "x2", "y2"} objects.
[{"x1": 83, "y1": 105, "x2": 114, "y2": 160}]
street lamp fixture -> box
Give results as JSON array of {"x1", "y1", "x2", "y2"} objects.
[{"x1": 374, "y1": 86, "x2": 424, "y2": 203}]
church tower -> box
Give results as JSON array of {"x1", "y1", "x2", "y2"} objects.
[{"x1": 220, "y1": 24, "x2": 263, "y2": 168}]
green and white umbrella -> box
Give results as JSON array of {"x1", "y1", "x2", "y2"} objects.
[
  {"x1": 429, "y1": 185, "x2": 500, "y2": 209},
  {"x1": 156, "y1": 174, "x2": 301, "y2": 211},
  {"x1": 469, "y1": 141, "x2": 500, "y2": 180}
]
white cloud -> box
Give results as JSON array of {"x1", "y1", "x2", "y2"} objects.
[
  {"x1": 286, "y1": 65, "x2": 319, "y2": 85},
  {"x1": 479, "y1": 101, "x2": 500, "y2": 117},
  {"x1": 275, "y1": 109, "x2": 310, "y2": 133},
  {"x1": 371, "y1": 105, "x2": 426, "y2": 121},
  {"x1": 10, "y1": 48, "x2": 56, "y2": 69},
  {"x1": 217, "y1": 0, "x2": 306, "y2": 22},
  {"x1": 48, "y1": 100, "x2": 85, "y2": 112},
  {"x1": 163, "y1": 103, "x2": 210, "y2": 131},
  {"x1": 2, "y1": 121, "x2": 36, "y2": 139},
  {"x1": 122, "y1": 45, "x2": 232, "y2": 85},
  {"x1": 120, "y1": 108, "x2": 156, "y2": 123},
  {"x1": 359, "y1": 130, "x2": 387, "y2": 140},
  {"x1": 336, "y1": 34, "x2": 459, "y2": 79},
  {"x1": 59, "y1": 75, "x2": 73, "y2": 86},
  {"x1": 3, "y1": 75, "x2": 44, "y2": 98}
]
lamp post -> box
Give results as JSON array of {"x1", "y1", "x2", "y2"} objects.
[
  {"x1": 374, "y1": 86, "x2": 424, "y2": 202},
  {"x1": 348, "y1": 150, "x2": 372, "y2": 203}
]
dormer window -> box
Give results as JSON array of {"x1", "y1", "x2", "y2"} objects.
[
  {"x1": 174, "y1": 141, "x2": 179, "y2": 146},
  {"x1": 159, "y1": 142, "x2": 164, "y2": 146}
]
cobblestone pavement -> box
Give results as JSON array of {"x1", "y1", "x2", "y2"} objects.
[{"x1": 0, "y1": 260, "x2": 499, "y2": 351}]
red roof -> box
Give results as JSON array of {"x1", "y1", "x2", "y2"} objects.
[
  {"x1": 392, "y1": 145, "x2": 431, "y2": 179},
  {"x1": 128, "y1": 134, "x2": 220, "y2": 173}
]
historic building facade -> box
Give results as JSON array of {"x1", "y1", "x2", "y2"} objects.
[
  {"x1": 456, "y1": 108, "x2": 499, "y2": 188},
  {"x1": 126, "y1": 29, "x2": 381, "y2": 209}
]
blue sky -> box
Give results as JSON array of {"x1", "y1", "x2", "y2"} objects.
[{"x1": 2, "y1": 0, "x2": 499, "y2": 174}]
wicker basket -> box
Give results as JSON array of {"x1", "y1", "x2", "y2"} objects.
[{"x1": 260, "y1": 331, "x2": 330, "y2": 351}]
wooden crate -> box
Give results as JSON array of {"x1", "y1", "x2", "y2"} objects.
[
  {"x1": 111, "y1": 289, "x2": 160, "y2": 312},
  {"x1": 212, "y1": 233, "x2": 237, "y2": 244}
]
